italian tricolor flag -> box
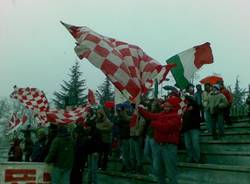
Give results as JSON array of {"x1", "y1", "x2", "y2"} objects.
[{"x1": 166, "y1": 42, "x2": 213, "y2": 89}]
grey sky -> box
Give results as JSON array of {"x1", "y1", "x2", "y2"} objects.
[{"x1": 1, "y1": 0, "x2": 250, "y2": 100}]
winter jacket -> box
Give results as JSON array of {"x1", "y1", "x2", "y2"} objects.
[
  {"x1": 84, "y1": 114, "x2": 103, "y2": 154},
  {"x1": 45, "y1": 132, "x2": 74, "y2": 169},
  {"x1": 202, "y1": 91, "x2": 210, "y2": 110},
  {"x1": 96, "y1": 118, "x2": 113, "y2": 144},
  {"x1": 117, "y1": 111, "x2": 131, "y2": 139},
  {"x1": 138, "y1": 107, "x2": 181, "y2": 145},
  {"x1": 31, "y1": 137, "x2": 47, "y2": 162},
  {"x1": 8, "y1": 140, "x2": 23, "y2": 162},
  {"x1": 208, "y1": 91, "x2": 228, "y2": 115},
  {"x1": 182, "y1": 96, "x2": 201, "y2": 132}
]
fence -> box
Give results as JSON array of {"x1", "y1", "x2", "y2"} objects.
[{"x1": 230, "y1": 91, "x2": 250, "y2": 119}]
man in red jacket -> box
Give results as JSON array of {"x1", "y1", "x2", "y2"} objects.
[{"x1": 138, "y1": 96, "x2": 182, "y2": 184}]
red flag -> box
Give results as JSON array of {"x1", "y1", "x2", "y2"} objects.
[{"x1": 88, "y1": 89, "x2": 97, "y2": 105}]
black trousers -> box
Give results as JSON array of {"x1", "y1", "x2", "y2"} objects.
[
  {"x1": 224, "y1": 105, "x2": 232, "y2": 125},
  {"x1": 98, "y1": 143, "x2": 111, "y2": 170},
  {"x1": 70, "y1": 151, "x2": 88, "y2": 184}
]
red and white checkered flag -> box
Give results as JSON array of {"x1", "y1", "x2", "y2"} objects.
[
  {"x1": 10, "y1": 86, "x2": 92, "y2": 125},
  {"x1": 46, "y1": 105, "x2": 90, "y2": 125},
  {"x1": 10, "y1": 86, "x2": 49, "y2": 113},
  {"x1": 7, "y1": 112, "x2": 28, "y2": 134},
  {"x1": 61, "y1": 22, "x2": 174, "y2": 102}
]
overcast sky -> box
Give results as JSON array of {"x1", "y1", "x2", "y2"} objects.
[{"x1": 1, "y1": 0, "x2": 250, "y2": 100}]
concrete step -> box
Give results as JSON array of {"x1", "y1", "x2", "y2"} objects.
[
  {"x1": 85, "y1": 170, "x2": 157, "y2": 184},
  {"x1": 200, "y1": 140, "x2": 250, "y2": 152},
  {"x1": 199, "y1": 131, "x2": 250, "y2": 141},
  {"x1": 97, "y1": 170, "x2": 196, "y2": 184},
  {"x1": 178, "y1": 150, "x2": 250, "y2": 166},
  {"x1": 178, "y1": 162, "x2": 250, "y2": 184},
  {"x1": 106, "y1": 160, "x2": 250, "y2": 184},
  {"x1": 230, "y1": 117, "x2": 249, "y2": 123},
  {"x1": 200, "y1": 122, "x2": 250, "y2": 132}
]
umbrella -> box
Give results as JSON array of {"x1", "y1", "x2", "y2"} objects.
[{"x1": 200, "y1": 75, "x2": 223, "y2": 85}]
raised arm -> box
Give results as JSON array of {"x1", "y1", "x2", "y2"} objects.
[{"x1": 138, "y1": 107, "x2": 159, "y2": 120}]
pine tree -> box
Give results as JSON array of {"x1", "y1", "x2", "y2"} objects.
[
  {"x1": 96, "y1": 76, "x2": 114, "y2": 105},
  {"x1": 232, "y1": 76, "x2": 246, "y2": 107},
  {"x1": 53, "y1": 62, "x2": 87, "y2": 108},
  {"x1": 0, "y1": 98, "x2": 12, "y2": 119}
]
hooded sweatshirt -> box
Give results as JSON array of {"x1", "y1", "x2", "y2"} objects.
[{"x1": 138, "y1": 106, "x2": 181, "y2": 145}]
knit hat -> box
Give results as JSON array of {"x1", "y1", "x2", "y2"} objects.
[{"x1": 164, "y1": 96, "x2": 181, "y2": 107}]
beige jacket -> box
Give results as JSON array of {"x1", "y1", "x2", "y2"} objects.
[
  {"x1": 96, "y1": 116, "x2": 113, "y2": 143},
  {"x1": 202, "y1": 91, "x2": 210, "y2": 110},
  {"x1": 208, "y1": 91, "x2": 228, "y2": 115}
]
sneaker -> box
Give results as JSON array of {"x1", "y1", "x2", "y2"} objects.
[
  {"x1": 203, "y1": 130, "x2": 209, "y2": 133},
  {"x1": 135, "y1": 166, "x2": 143, "y2": 174},
  {"x1": 149, "y1": 173, "x2": 157, "y2": 180},
  {"x1": 186, "y1": 158, "x2": 193, "y2": 163}
]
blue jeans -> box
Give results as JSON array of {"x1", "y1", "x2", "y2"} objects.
[
  {"x1": 129, "y1": 137, "x2": 143, "y2": 170},
  {"x1": 205, "y1": 110, "x2": 212, "y2": 132},
  {"x1": 184, "y1": 129, "x2": 200, "y2": 162},
  {"x1": 51, "y1": 166, "x2": 71, "y2": 184},
  {"x1": 153, "y1": 142, "x2": 178, "y2": 184},
  {"x1": 88, "y1": 153, "x2": 99, "y2": 184},
  {"x1": 144, "y1": 136, "x2": 157, "y2": 175},
  {"x1": 120, "y1": 139, "x2": 130, "y2": 170},
  {"x1": 211, "y1": 112, "x2": 224, "y2": 139}
]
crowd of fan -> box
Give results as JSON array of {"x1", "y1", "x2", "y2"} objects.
[{"x1": 8, "y1": 81, "x2": 250, "y2": 184}]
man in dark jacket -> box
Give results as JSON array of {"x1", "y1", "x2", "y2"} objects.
[
  {"x1": 85, "y1": 107, "x2": 102, "y2": 184},
  {"x1": 117, "y1": 106, "x2": 131, "y2": 172},
  {"x1": 45, "y1": 125, "x2": 74, "y2": 184},
  {"x1": 139, "y1": 96, "x2": 182, "y2": 184},
  {"x1": 31, "y1": 128, "x2": 47, "y2": 162},
  {"x1": 182, "y1": 84, "x2": 201, "y2": 163},
  {"x1": 70, "y1": 124, "x2": 89, "y2": 184},
  {"x1": 96, "y1": 109, "x2": 113, "y2": 171},
  {"x1": 194, "y1": 84, "x2": 204, "y2": 122},
  {"x1": 8, "y1": 138, "x2": 23, "y2": 162},
  {"x1": 21, "y1": 125, "x2": 34, "y2": 162}
]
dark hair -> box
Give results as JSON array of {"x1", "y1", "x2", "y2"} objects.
[
  {"x1": 204, "y1": 83, "x2": 211, "y2": 87},
  {"x1": 186, "y1": 83, "x2": 194, "y2": 90}
]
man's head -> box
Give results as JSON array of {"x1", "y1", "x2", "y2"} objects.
[
  {"x1": 204, "y1": 83, "x2": 211, "y2": 92},
  {"x1": 213, "y1": 84, "x2": 220, "y2": 92},
  {"x1": 96, "y1": 109, "x2": 106, "y2": 121},
  {"x1": 162, "y1": 96, "x2": 181, "y2": 112},
  {"x1": 196, "y1": 84, "x2": 202, "y2": 92},
  {"x1": 37, "y1": 128, "x2": 46, "y2": 140},
  {"x1": 217, "y1": 80, "x2": 224, "y2": 88},
  {"x1": 186, "y1": 84, "x2": 195, "y2": 95}
]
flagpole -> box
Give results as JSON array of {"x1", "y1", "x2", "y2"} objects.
[{"x1": 154, "y1": 79, "x2": 159, "y2": 99}]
